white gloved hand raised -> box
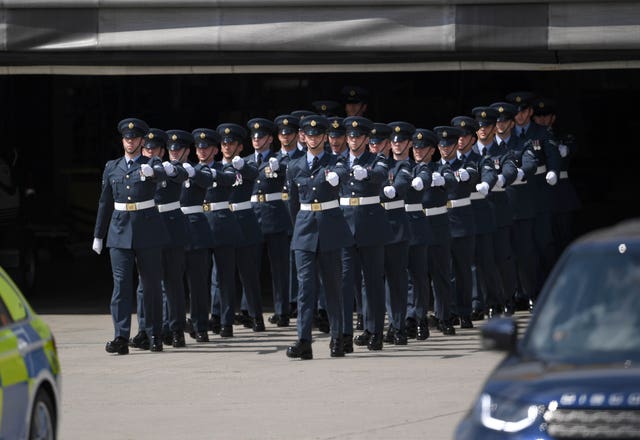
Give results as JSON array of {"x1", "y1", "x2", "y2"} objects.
[
  {"x1": 411, "y1": 177, "x2": 424, "y2": 191},
  {"x1": 325, "y1": 171, "x2": 339, "y2": 187},
  {"x1": 383, "y1": 185, "x2": 397, "y2": 199},
  {"x1": 162, "y1": 161, "x2": 176, "y2": 176},
  {"x1": 182, "y1": 162, "x2": 195, "y2": 178},
  {"x1": 141, "y1": 164, "x2": 154, "y2": 177},
  {"x1": 431, "y1": 172, "x2": 445, "y2": 187},
  {"x1": 516, "y1": 168, "x2": 525, "y2": 182},
  {"x1": 458, "y1": 168, "x2": 470, "y2": 182},
  {"x1": 495, "y1": 174, "x2": 506, "y2": 189},
  {"x1": 476, "y1": 182, "x2": 490, "y2": 196},
  {"x1": 558, "y1": 143, "x2": 569, "y2": 158},
  {"x1": 92, "y1": 238, "x2": 103, "y2": 255},
  {"x1": 546, "y1": 171, "x2": 558, "y2": 186},
  {"x1": 352, "y1": 165, "x2": 368, "y2": 181},
  {"x1": 268, "y1": 157, "x2": 280, "y2": 171},
  {"x1": 232, "y1": 156, "x2": 245, "y2": 170}
]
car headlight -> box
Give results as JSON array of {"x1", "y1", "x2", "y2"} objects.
[{"x1": 475, "y1": 393, "x2": 543, "y2": 433}]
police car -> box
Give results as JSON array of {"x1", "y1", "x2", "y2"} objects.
[
  {"x1": 0, "y1": 266, "x2": 60, "y2": 440},
  {"x1": 455, "y1": 219, "x2": 640, "y2": 439}
]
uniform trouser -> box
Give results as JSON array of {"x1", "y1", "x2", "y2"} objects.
[
  {"x1": 341, "y1": 246, "x2": 357, "y2": 336},
  {"x1": 511, "y1": 218, "x2": 538, "y2": 301},
  {"x1": 406, "y1": 243, "x2": 428, "y2": 321},
  {"x1": 534, "y1": 211, "x2": 556, "y2": 294},
  {"x1": 425, "y1": 242, "x2": 453, "y2": 321},
  {"x1": 261, "y1": 231, "x2": 290, "y2": 317},
  {"x1": 289, "y1": 246, "x2": 298, "y2": 304},
  {"x1": 236, "y1": 243, "x2": 263, "y2": 318},
  {"x1": 552, "y1": 211, "x2": 573, "y2": 259},
  {"x1": 212, "y1": 245, "x2": 237, "y2": 327},
  {"x1": 451, "y1": 236, "x2": 475, "y2": 318},
  {"x1": 184, "y1": 248, "x2": 210, "y2": 332},
  {"x1": 474, "y1": 232, "x2": 504, "y2": 310},
  {"x1": 494, "y1": 225, "x2": 517, "y2": 304},
  {"x1": 295, "y1": 249, "x2": 343, "y2": 341},
  {"x1": 357, "y1": 245, "x2": 386, "y2": 335},
  {"x1": 110, "y1": 247, "x2": 163, "y2": 339},
  {"x1": 384, "y1": 241, "x2": 409, "y2": 332}
]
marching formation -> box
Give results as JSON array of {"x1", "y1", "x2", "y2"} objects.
[{"x1": 92, "y1": 88, "x2": 580, "y2": 359}]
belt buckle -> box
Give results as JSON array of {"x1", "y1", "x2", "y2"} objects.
[
  {"x1": 203, "y1": 204, "x2": 210, "y2": 212},
  {"x1": 258, "y1": 194, "x2": 265, "y2": 202},
  {"x1": 311, "y1": 203, "x2": 322, "y2": 212},
  {"x1": 349, "y1": 198, "x2": 360, "y2": 206},
  {"x1": 126, "y1": 203, "x2": 136, "y2": 211},
  {"x1": 282, "y1": 192, "x2": 289, "y2": 201},
  {"x1": 446, "y1": 200, "x2": 453, "y2": 209}
]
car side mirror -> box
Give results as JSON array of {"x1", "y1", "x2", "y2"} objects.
[{"x1": 481, "y1": 317, "x2": 518, "y2": 352}]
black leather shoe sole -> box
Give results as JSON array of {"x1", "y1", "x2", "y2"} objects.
[{"x1": 105, "y1": 341, "x2": 129, "y2": 355}]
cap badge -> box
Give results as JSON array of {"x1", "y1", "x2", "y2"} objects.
[
  {"x1": 283, "y1": 119, "x2": 289, "y2": 125},
  {"x1": 310, "y1": 120, "x2": 317, "y2": 127},
  {"x1": 254, "y1": 123, "x2": 260, "y2": 129},
  {"x1": 352, "y1": 121, "x2": 358, "y2": 128},
  {"x1": 128, "y1": 122, "x2": 134, "y2": 129},
  {"x1": 481, "y1": 111, "x2": 487, "y2": 118},
  {"x1": 350, "y1": 89, "x2": 356, "y2": 96},
  {"x1": 516, "y1": 96, "x2": 522, "y2": 103},
  {"x1": 172, "y1": 134, "x2": 178, "y2": 141},
  {"x1": 460, "y1": 121, "x2": 466, "y2": 127},
  {"x1": 395, "y1": 126, "x2": 401, "y2": 133},
  {"x1": 417, "y1": 133, "x2": 423, "y2": 140},
  {"x1": 148, "y1": 133, "x2": 154, "y2": 139},
  {"x1": 371, "y1": 129, "x2": 377, "y2": 135},
  {"x1": 200, "y1": 132, "x2": 206, "y2": 139},
  {"x1": 321, "y1": 104, "x2": 327, "y2": 111},
  {"x1": 332, "y1": 120, "x2": 339, "y2": 128},
  {"x1": 442, "y1": 130, "x2": 448, "y2": 138},
  {"x1": 224, "y1": 128, "x2": 231, "y2": 134},
  {"x1": 539, "y1": 102, "x2": 545, "y2": 108},
  {"x1": 498, "y1": 106, "x2": 504, "y2": 113}
]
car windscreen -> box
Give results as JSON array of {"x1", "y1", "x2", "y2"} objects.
[{"x1": 522, "y1": 242, "x2": 640, "y2": 364}]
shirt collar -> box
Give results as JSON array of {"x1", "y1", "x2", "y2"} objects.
[{"x1": 307, "y1": 151, "x2": 324, "y2": 163}]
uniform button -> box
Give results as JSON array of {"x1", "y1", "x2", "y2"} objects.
[
  {"x1": 314, "y1": 199, "x2": 318, "y2": 203},
  {"x1": 351, "y1": 192, "x2": 355, "y2": 196},
  {"x1": 257, "y1": 180, "x2": 261, "y2": 184},
  {"x1": 350, "y1": 182, "x2": 354, "y2": 186},
  {"x1": 127, "y1": 196, "x2": 132, "y2": 200},
  {"x1": 126, "y1": 185, "x2": 130, "y2": 189},
  {"x1": 312, "y1": 187, "x2": 316, "y2": 191},
  {"x1": 125, "y1": 175, "x2": 130, "y2": 179}
]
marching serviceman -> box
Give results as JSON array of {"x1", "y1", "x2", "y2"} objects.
[
  {"x1": 341, "y1": 116, "x2": 392, "y2": 351},
  {"x1": 285, "y1": 115, "x2": 354, "y2": 359},
  {"x1": 93, "y1": 118, "x2": 168, "y2": 354},
  {"x1": 246, "y1": 118, "x2": 292, "y2": 327}
]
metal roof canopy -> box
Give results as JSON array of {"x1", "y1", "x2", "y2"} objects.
[{"x1": 1, "y1": 0, "x2": 639, "y2": 74}]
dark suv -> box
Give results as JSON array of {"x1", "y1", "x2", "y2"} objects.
[{"x1": 455, "y1": 219, "x2": 640, "y2": 439}]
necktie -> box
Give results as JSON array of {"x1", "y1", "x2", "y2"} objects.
[
  {"x1": 257, "y1": 154, "x2": 263, "y2": 166},
  {"x1": 127, "y1": 159, "x2": 133, "y2": 168},
  {"x1": 519, "y1": 128, "x2": 526, "y2": 139},
  {"x1": 311, "y1": 156, "x2": 319, "y2": 171}
]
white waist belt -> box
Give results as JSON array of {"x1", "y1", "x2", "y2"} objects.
[
  {"x1": 181, "y1": 205, "x2": 204, "y2": 214},
  {"x1": 382, "y1": 200, "x2": 405, "y2": 210},
  {"x1": 230, "y1": 201, "x2": 252, "y2": 211},
  {"x1": 405, "y1": 203, "x2": 424, "y2": 212},
  {"x1": 469, "y1": 192, "x2": 484, "y2": 200},
  {"x1": 114, "y1": 199, "x2": 155, "y2": 211},
  {"x1": 340, "y1": 196, "x2": 380, "y2": 207},
  {"x1": 157, "y1": 201, "x2": 181, "y2": 213},
  {"x1": 204, "y1": 202, "x2": 230, "y2": 212},
  {"x1": 424, "y1": 206, "x2": 448, "y2": 216},
  {"x1": 447, "y1": 197, "x2": 471, "y2": 209},
  {"x1": 560, "y1": 171, "x2": 569, "y2": 179},
  {"x1": 535, "y1": 165, "x2": 547, "y2": 175},
  {"x1": 511, "y1": 179, "x2": 526, "y2": 186},
  {"x1": 492, "y1": 187, "x2": 506, "y2": 192},
  {"x1": 300, "y1": 200, "x2": 339, "y2": 211},
  {"x1": 251, "y1": 193, "x2": 283, "y2": 203}
]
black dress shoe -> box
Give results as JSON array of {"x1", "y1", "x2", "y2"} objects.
[
  {"x1": 290, "y1": 302, "x2": 298, "y2": 319},
  {"x1": 393, "y1": 329, "x2": 408, "y2": 345},
  {"x1": 488, "y1": 307, "x2": 502, "y2": 319},
  {"x1": 367, "y1": 333, "x2": 383, "y2": 351},
  {"x1": 162, "y1": 332, "x2": 173, "y2": 346},
  {"x1": 441, "y1": 320, "x2": 456, "y2": 335},
  {"x1": 106, "y1": 336, "x2": 129, "y2": 355},
  {"x1": 384, "y1": 326, "x2": 396, "y2": 344},
  {"x1": 470, "y1": 309, "x2": 485, "y2": 321},
  {"x1": 220, "y1": 325, "x2": 233, "y2": 337},
  {"x1": 354, "y1": 330, "x2": 372, "y2": 346},
  {"x1": 405, "y1": 317, "x2": 417, "y2": 339},
  {"x1": 286, "y1": 339, "x2": 312, "y2": 360},
  {"x1": 460, "y1": 316, "x2": 474, "y2": 329},
  {"x1": 185, "y1": 319, "x2": 196, "y2": 339},
  {"x1": 209, "y1": 315, "x2": 221, "y2": 334},
  {"x1": 504, "y1": 302, "x2": 515, "y2": 316},
  {"x1": 150, "y1": 336, "x2": 163, "y2": 352},
  {"x1": 343, "y1": 334, "x2": 354, "y2": 354},
  {"x1": 240, "y1": 310, "x2": 253, "y2": 328},
  {"x1": 172, "y1": 331, "x2": 186, "y2": 348},
  {"x1": 129, "y1": 331, "x2": 149, "y2": 350},
  {"x1": 416, "y1": 318, "x2": 430, "y2": 341},
  {"x1": 330, "y1": 337, "x2": 345, "y2": 357},
  {"x1": 277, "y1": 315, "x2": 290, "y2": 327},
  {"x1": 451, "y1": 314, "x2": 461, "y2": 326},
  {"x1": 316, "y1": 309, "x2": 330, "y2": 333},
  {"x1": 355, "y1": 314, "x2": 364, "y2": 331},
  {"x1": 195, "y1": 331, "x2": 209, "y2": 342},
  {"x1": 528, "y1": 298, "x2": 535, "y2": 313},
  {"x1": 268, "y1": 314, "x2": 279, "y2": 324},
  {"x1": 253, "y1": 315, "x2": 266, "y2": 332}
]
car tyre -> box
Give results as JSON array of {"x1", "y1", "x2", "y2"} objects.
[{"x1": 29, "y1": 388, "x2": 56, "y2": 440}]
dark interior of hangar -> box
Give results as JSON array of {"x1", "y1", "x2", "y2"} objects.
[{"x1": 1, "y1": 69, "x2": 638, "y2": 305}]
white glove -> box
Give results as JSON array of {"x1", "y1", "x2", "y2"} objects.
[
  {"x1": 141, "y1": 164, "x2": 154, "y2": 177},
  {"x1": 352, "y1": 165, "x2": 367, "y2": 181},
  {"x1": 458, "y1": 168, "x2": 470, "y2": 182},
  {"x1": 232, "y1": 156, "x2": 245, "y2": 170},
  {"x1": 210, "y1": 168, "x2": 217, "y2": 178},
  {"x1": 92, "y1": 238, "x2": 103, "y2": 255},
  {"x1": 183, "y1": 162, "x2": 195, "y2": 178},
  {"x1": 558, "y1": 143, "x2": 569, "y2": 158},
  {"x1": 546, "y1": 171, "x2": 558, "y2": 186},
  {"x1": 476, "y1": 182, "x2": 490, "y2": 196},
  {"x1": 325, "y1": 171, "x2": 339, "y2": 187},
  {"x1": 383, "y1": 185, "x2": 396, "y2": 199},
  {"x1": 516, "y1": 168, "x2": 525, "y2": 182},
  {"x1": 495, "y1": 174, "x2": 505, "y2": 189},
  {"x1": 268, "y1": 157, "x2": 280, "y2": 171},
  {"x1": 162, "y1": 161, "x2": 176, "y2": 176},
  {"x1": 431, "y1": 172, "x2": 445, "y2": 187},
  {"x1": 411, "y1": 177, "x2": 424, "y2": 191}
]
